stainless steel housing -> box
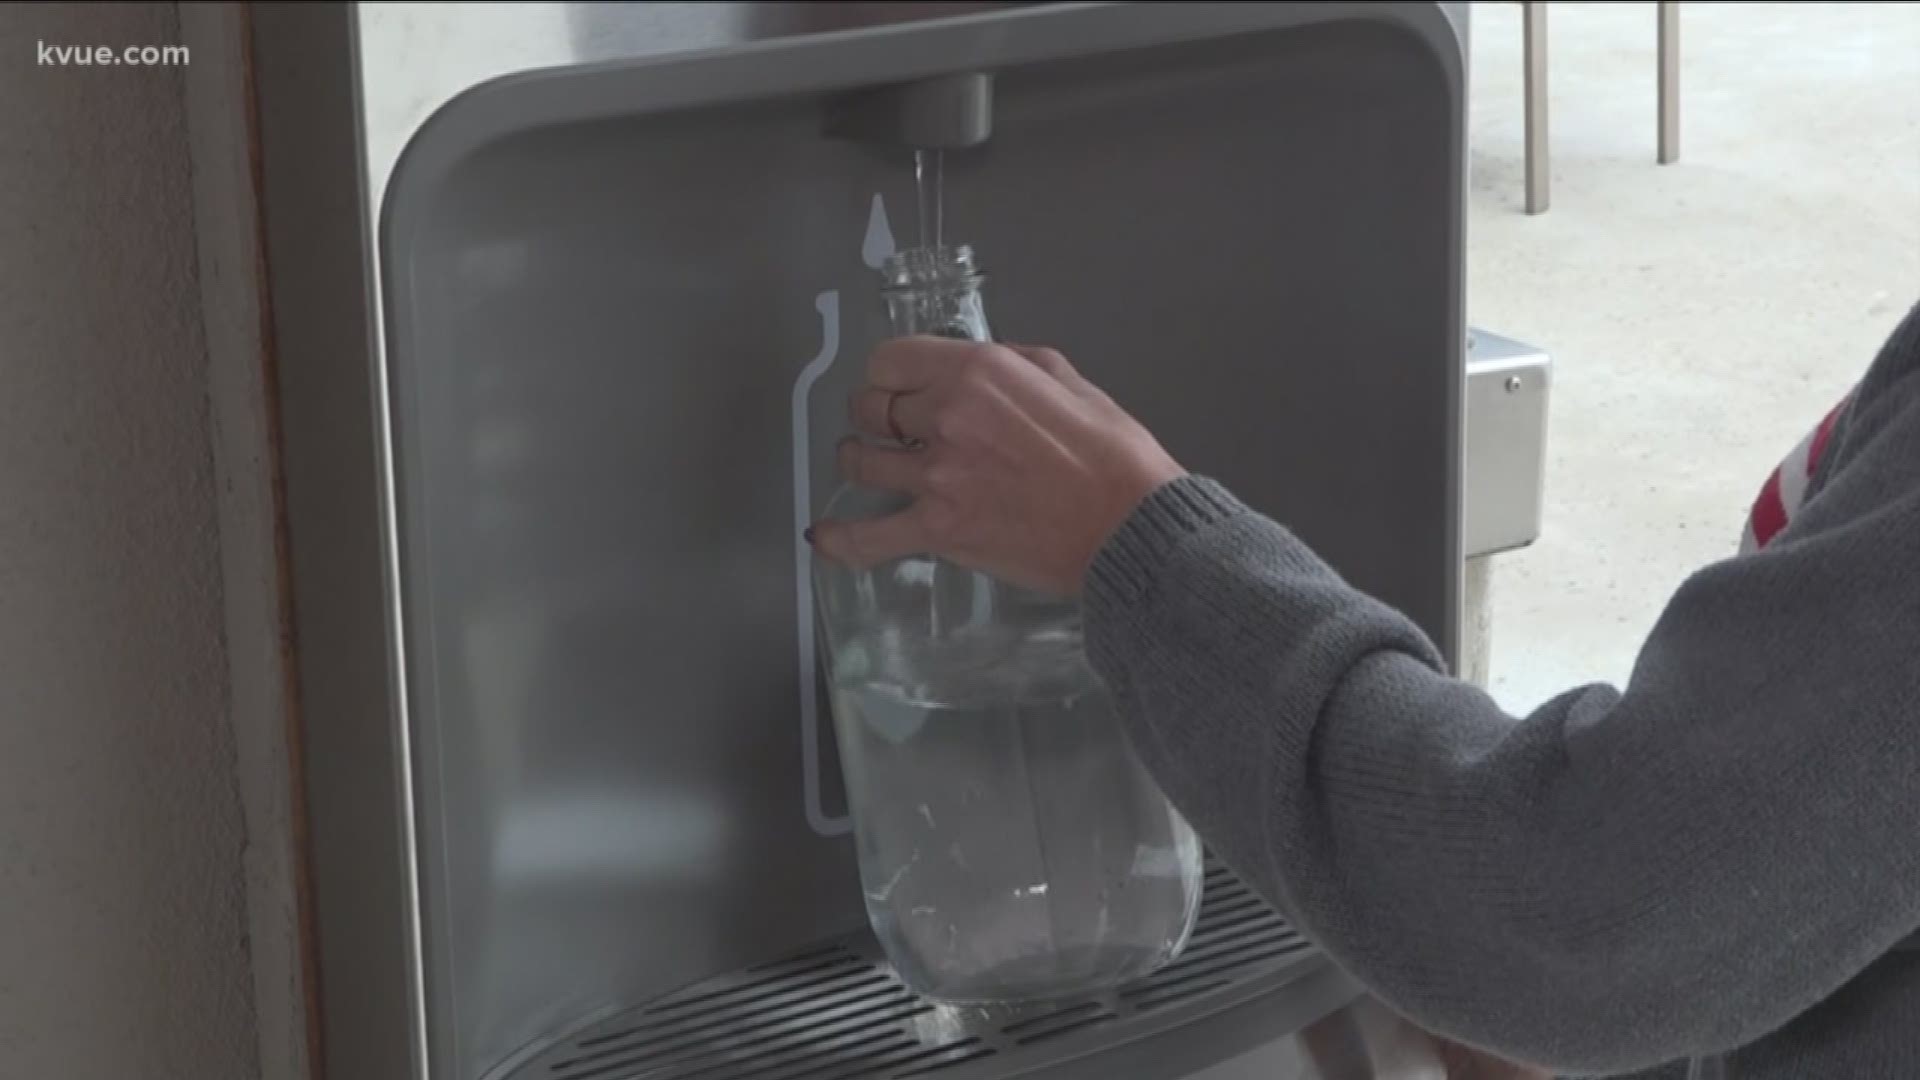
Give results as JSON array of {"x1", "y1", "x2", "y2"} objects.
[{"x1": 248, "y1": 4, "x2": 1488, "y2": 1078}]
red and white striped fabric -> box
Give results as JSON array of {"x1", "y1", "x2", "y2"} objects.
[{"x1": 1740, "y1": 393, "x2": 1855, "y2": 555}]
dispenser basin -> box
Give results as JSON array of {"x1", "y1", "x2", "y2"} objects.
[{"x1": 374, "y1": 4, "x2": 1465, "y2": 1077}]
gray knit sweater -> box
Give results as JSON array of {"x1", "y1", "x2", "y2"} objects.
[{"x1": 1084, "y1": 302, "x2": 1920, "y2": 1079}]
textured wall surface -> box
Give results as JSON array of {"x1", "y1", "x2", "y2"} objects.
[
  {"x1": 179, "y1": 4, "x2": 314, "y2": 1077},
  {"x1": 0, "y1": 4, "x2": 260, "y2": 1078}
]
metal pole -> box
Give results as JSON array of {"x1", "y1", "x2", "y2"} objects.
[
  {"x1": 1524, "y1": 2, "x2": 1549, "y2": 213},
  {"x1": 1659, "y1": 2, "x2": 1680, "y2": 164}
]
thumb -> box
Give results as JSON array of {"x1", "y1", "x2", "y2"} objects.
[{"x1": 809, "y1": 507, "x2": 935, "y2": 570}]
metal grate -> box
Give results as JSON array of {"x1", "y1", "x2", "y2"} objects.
[{"x1": 515, "y1": 860, "x2": 1320, "y2": 1080}]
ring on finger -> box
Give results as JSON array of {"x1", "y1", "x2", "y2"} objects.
[{"x1": 886, "y1": 392, "x2": 925, "y2": 449}]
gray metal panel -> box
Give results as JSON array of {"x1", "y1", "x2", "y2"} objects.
[
  {"x1": 248, "y1": 5, "x2": 424, "y2": 1080},
  {"x1": 367, "y1": 4, "x2": 1465, "y2": 1079}
]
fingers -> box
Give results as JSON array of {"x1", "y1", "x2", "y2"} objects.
[
  {"x1": 852, "y1": 337, "x2": 1102, "y2": 450},
  {"x1": 855, "y1": 336, "x2": 989, "y2": 444},
  {"x1": 868, "y1": 334, "x2": 984, "y2": 393},
  {"x1": 849, "y1": 388, "x2": 892, "y2": 439},
  {"x1": 1006, "y1": 344, "x2": 1077, "y2": 381},
  {"x1": 837, "y1": 437, "x2": 926, "y2": 493},
  {"x1": 809, "y1": 506, "x2": 934, "y2": 569},
  {"x1": 1007, "y1": 344, "x2": 1102, "y2": 399},
  {"x1": 868, "y1": 336, "x2": 1094, "y2": 399},
  {"x1": 849, "y1": 386, "x2": 936, "y2": 444}
]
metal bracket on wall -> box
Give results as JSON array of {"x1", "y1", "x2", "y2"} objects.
[{"x1": 1464, "y1": 329, "x2": 1551, "y2": 559}]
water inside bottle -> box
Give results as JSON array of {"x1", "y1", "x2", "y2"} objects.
[
  {"x1": 829, "y1": 619, "x2": 1203, "y2": 1003},
  {"x1": 816, "y1": 225, "x2": 1202, "y2": 1004}
]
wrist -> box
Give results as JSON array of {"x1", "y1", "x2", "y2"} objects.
[
  {"x1": 1076, "y1": 455, "x2": 1186, "y2": 594},
  {"x1": 1082, "y1": 473, "x2": 1249, "y2": 603},
  {"x1": 1114, "y1": 446, "x2": 1187, "y2": 522}
]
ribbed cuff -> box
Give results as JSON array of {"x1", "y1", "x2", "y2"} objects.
[{"x1": 1086, "y1": 474, "x2": 1252, "y2": 610}]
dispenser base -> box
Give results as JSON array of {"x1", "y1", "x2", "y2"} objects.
[{"x1": 505, "y1": 861, "x2": 1338, "y2": 1080}]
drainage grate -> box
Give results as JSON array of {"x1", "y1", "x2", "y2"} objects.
[{"x1": 516, "y1": 860, "x2": 1320, "y2": 1080}]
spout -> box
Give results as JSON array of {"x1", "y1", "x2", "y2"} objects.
[{"x1": 824, "y1": 72, "x2": 994, "y2": 151}]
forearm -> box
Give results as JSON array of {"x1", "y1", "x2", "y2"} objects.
[{"x1": 1083, "y1": 472, "x2": 1920, "y2": 1075}]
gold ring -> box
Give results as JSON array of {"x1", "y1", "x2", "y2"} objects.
[
  {"x1": 885, "y1": 392, "x2": 906, "y2": 442},
  {"x1": 886, "y1": 392, "x2": 923, "y2": 448}
]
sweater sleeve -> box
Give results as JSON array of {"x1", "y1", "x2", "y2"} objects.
[{"x1": 1083, "y1": 366, "x2": 1920, "y2": 1076}]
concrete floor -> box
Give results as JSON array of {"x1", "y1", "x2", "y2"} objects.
[{"x1": 1466, "y1": 2, "x2": 1920, "y2": 713}]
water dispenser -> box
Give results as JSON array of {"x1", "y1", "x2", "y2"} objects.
[{"x1": 250, "y1": 3, "x2": 1477, "y2": 1077}]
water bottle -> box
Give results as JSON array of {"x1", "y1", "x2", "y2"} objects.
[{"x1": 811, "y1": 243, "x2": 1203, "y2": 1004}]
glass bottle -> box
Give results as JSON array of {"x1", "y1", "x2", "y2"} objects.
[{"x1": 811, "y1": 243, "x2": 1203, "y2": 1004}]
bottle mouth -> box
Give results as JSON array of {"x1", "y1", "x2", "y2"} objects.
[{"x1": 879, "y1": 244, "x2": 984, "y2": 292}]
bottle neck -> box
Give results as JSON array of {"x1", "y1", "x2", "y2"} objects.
[
  {"x1": 880, "y1": 244, "x2": 991, "y2": 342},
  {"x1": 880, "y1": 244, "x2": 980, "y2": 290}
]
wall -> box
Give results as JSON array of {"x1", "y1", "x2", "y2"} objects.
[
  {"x1": 0, "y1": 3, "x2": 281, "y2": 1078},
  {"x1": 180, "y1": 3, "x2": 317, "y2": 1077}
]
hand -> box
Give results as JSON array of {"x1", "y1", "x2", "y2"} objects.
[{"x1": 809, "y1": 336, "x2": 1186, "y2": 597}]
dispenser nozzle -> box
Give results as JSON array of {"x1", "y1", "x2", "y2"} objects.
[{"x1": 825, "y1": 72, "x2": 994, "y2": 150}]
